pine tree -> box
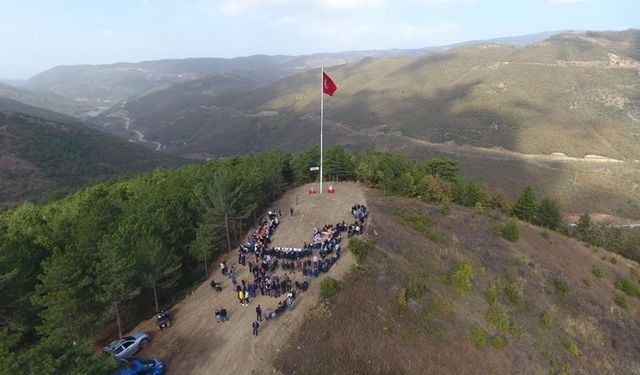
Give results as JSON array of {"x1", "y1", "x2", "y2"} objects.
[
  {"x1": 537, "y1": 197, "x2": 561, "y2": 229},
  {"x1": 577, "y1": 213, "x2": 592, "y2": 240},
  {"x1": 513, "y1": 185, "x2": 538, "y2": 222},
  {"x1": 139, "y1": 234, "x2": 181, "y2": 313}
]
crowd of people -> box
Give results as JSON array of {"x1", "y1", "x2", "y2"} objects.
[{"x1": 212, "y1": 203, "x2": 369, "y2": 337}]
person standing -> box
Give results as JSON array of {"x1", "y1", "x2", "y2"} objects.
[
  {"x1": 252, "y1": 320, "x2": 260, "y2": 336},
  {"x1": 256, "y1": 305, "x2": 262, "y2": 321},
  {"x1": 290, "y1": 207, "x2": 294, "y2": 217}
]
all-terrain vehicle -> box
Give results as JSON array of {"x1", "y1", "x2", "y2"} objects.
[{"x1": 156, "y1": 309, "x2": 171, "y2": 330}]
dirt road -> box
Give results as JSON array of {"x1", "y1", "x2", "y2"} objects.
[{"x1": 134, "y1": 182, "x2": 367, "y2": 374}]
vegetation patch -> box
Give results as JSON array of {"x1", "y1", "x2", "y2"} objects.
[
  {"x1": 540, "y1": 311, "x2": 554, "y2": 329},
  {"x1": 397, "y1": 288, "x2": 407, "y2": 307},
  {"x1": 614, "y1": 294, "x2": 629, "y2": 310},
  {"x1": 495, "y1": 219, "x2": 519, "y2": 242},
  {"x1": 490, "y1": 335, "x2": 505, "y2": 349},
  {"x1": 553, "y1": 278, "x2": 570, "y2": 297},
  {"x1": 398, "y1": 213, "x2": 439, "y2": 242},
  {"x1": 591, "y1": 267, "x2": 605, "y2": 279},
  {"x1": 505, "y1": 278, "x2": 525, "y2": 305},
  {"x1": 486, "y1": 303, "x2": 511, "y2": 333},
  {"x1": 320, "y1": 277, "x2": 337, "y2": 300},
  {"x1": 487, "y1": 283, "x2": 498, "y2": 305},
  {"x1": 615, "y1": 278, "x2": 640, "y2": 298},
  {"x1": 472, "y1": 326, "x2": 487, "y2": 348},
  {"x1": 448, "y1": 260, "x2": 474, "y2": 294},
  {"x1": 348, "y1": 238, "x2": 375, "y2": 265},
  {"x1": 561, "y1": 337, "x2": 580, "y2": 357}
]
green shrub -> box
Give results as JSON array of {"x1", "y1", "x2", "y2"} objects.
[
  {"x1": 561, "y1": 337, "x2": 580, "y2": 357},
  {"x1": 539, "y1": 229, "x2": 550, "y2": 239},
  {"x1": 515, "y1": 256, "x2": 527, "y2": 266},
  {"x1": 615, "y1": 278, "x2": 640, "y2": 298},
  {"x1": 440, "y1": 198, "x2": 451, "y2": 215},
  {"x1": 614, "y1": 294, "x2": 629, "y2": 310},
  {"x1": 490, "y1": 335, "x2": 505, "y2": 349},
  {"x1": 407, "y1": 277, "x2": 426, "y2": 299},
  {"x1": 473, "y1": 201, "x2": 485, "y2": 215},
  {"x1": 505, "y1": 279, "x2": 524, "y2": 305},
  {"x1": 472, "y1": 326, "x2": 487, "y2": 348},
  {"x1": 399, "y1": 214, "x2": 438, "y2": 242},
  {"x1": 553, "y1": 278, "x2": 570, "y2": 297},
  {"x1": 320, "y1": 277, "x2": 337, "y2": 299},
  {"x1": 486, "y1": 304, "x2": 510, "y2": 333},
  {"x1": 540, "y1": 311, "x2": 554, "y2": 329},
  {"x1": 487, "y1": 283, "x2": 498, "y2": 305},
  {"x1": 348, "y1": 238, "x2": 374, "y2": 265},
  {"x1": 609, "y1": 257, "x2": 617, "y2": 264},
  {"x1": 591, "y1": 267, "x2": 605, "y2": 279},
  {"x1": 450, "y1": 261, "x2": 474, "y2": 294},
  {"x1": 509, "y1": 323, "x2": 526, "y2": 339},
  {"x1": 500, "y1": 219, "x2": 519, "y2": 242},
  {"x1": 397, "y1": 288, "x2": 407, "y2": 307}
]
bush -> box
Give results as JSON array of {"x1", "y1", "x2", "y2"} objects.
[
  {"x1": 407, "y1": 277, "x2": 426, "y2": 299},
  {"x1": 499, "y1": 219, "x2": 519, "y2": 242},
  {"x1": 472, "y1": 326, "x2": 487, "y2": 348},
  {"x1": 450, "y1": 261, "x2": 474, "y2": 294},
  {"x1": 509, "y1": 323, "x2": 526, "y2": 339},
  {"x1": 486, "y1": 304, "x2": 510, "y2": 333},
  {"x1": 553, "y1": 278, "x2": 570, "y2": 297},
  {"x1": 539, "y1": 229, "x2": 550, "y2": 239},
  {"x1": 487, "y1": 283, "x2": 498, "y2": 305},
  {"x1": 397, "y1": 288, "x2": 407, "y2": 307},
  {"x1": 561, "y1": 337, "x2": 580, "y2": 357},
  {"x1": 440, "y1": 198, "x2": 451, "y2": 215},
  {"x1": 505, "y1": 279, "x2": 524, "y2": 305},
  {"x1": 540, "y1": 311, "x2": 554, "y2": 329},
  {"x1": 348, "y1": 238, "x2": 374, "y2": 265},
  {"x1": 615, "y1": 278, "x2": 640, "y2": 298},
  {"x1": 609, "y1": 257, "x2": 617, "y2": 264},
  {"x1": 320, "y1": 277, "x2": 337, "y2": 299},
  {"x1": 614, "y1": 294, "x2": 629, "y2": 310},
  {"x1": 591, "y1": 267, "x2": 605, "y2": 279},
  {"x1": 490, "y1": 335, "x2": 505, "y2": 349}
]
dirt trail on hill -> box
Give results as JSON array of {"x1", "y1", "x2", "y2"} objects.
[{"x1": 134, "y1": 182, "x2": 367, "y2": 375}]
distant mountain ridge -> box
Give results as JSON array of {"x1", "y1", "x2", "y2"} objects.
[{"x1": 18, "y1": 31, "x2": 560, "y2": 117}]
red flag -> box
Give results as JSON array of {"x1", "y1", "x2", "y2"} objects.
[{"x1": 323, "y1": 72, "x2": 337, "y2": 96}]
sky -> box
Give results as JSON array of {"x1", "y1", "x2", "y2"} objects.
[{"x1": 0, "y1": 0, "x2": 637, "y2": 79}]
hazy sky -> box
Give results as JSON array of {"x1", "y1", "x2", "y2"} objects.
[{"x1": 0, "y1": 0, "x2": 637, "y2": 79}]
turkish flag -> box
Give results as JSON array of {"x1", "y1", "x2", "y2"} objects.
[{"x1": 323, "y1": 72, "x2": 337, "y2": 96}]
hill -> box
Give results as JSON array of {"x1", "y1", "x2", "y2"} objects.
[
  {"x1": 0, "y1": 112, "x2": 184, "y2": 206},
  {"x1": 0, "y1": 96, "x2": 81, "y2": 125},
  {"x1": 0, "y1": 82, "x2": 88, "y2": 117},
  {"x1": 274, "y1": 188, "x2": 640, "y2": 374},
  {"x1": 21, "y1": 31, "x2": 557, "y2": 118}
]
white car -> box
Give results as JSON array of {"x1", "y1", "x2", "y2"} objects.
[{"x1": 105, "y1": 332, "x2": 150, "y2": 360}]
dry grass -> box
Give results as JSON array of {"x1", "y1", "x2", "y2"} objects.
[{"x1": 274, "y1": 191, "x2": 640, "y2": 374}]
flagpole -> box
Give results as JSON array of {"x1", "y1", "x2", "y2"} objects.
[{"x1": 320, "y1": 66, "x2": 324, "y2": 194}]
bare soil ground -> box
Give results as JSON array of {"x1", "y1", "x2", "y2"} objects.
[{"x1": 133, "y1": 182, "x2": 367, "y2": 374}]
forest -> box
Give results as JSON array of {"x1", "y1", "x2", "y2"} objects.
[{"x1": 0, "y1": 146, "x2": 637, "y2": 374}]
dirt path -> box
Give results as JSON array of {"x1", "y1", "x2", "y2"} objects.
[{"x1": 133, "y1": 182, "x2": 367, "y2": 374}]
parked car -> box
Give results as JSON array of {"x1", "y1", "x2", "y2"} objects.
[
  {"x1": 104, "y1": 332, "x2": 150, "y2": 360},
  {"x1": 114, "y1": 358, "x2": 166, "y2": 375}
]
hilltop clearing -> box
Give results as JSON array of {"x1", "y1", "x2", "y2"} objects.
[{"x1": 134, "y1": 182, "x2": 366, "y2": 374}]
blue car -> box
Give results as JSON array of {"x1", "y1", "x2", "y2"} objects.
[{"x1": 115, "y1": 358, "x2": 166, "y2": 375}]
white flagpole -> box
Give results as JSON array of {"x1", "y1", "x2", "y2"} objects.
[{"x1": 320, "y1": 66, "x2": 324, "y2": 194}]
